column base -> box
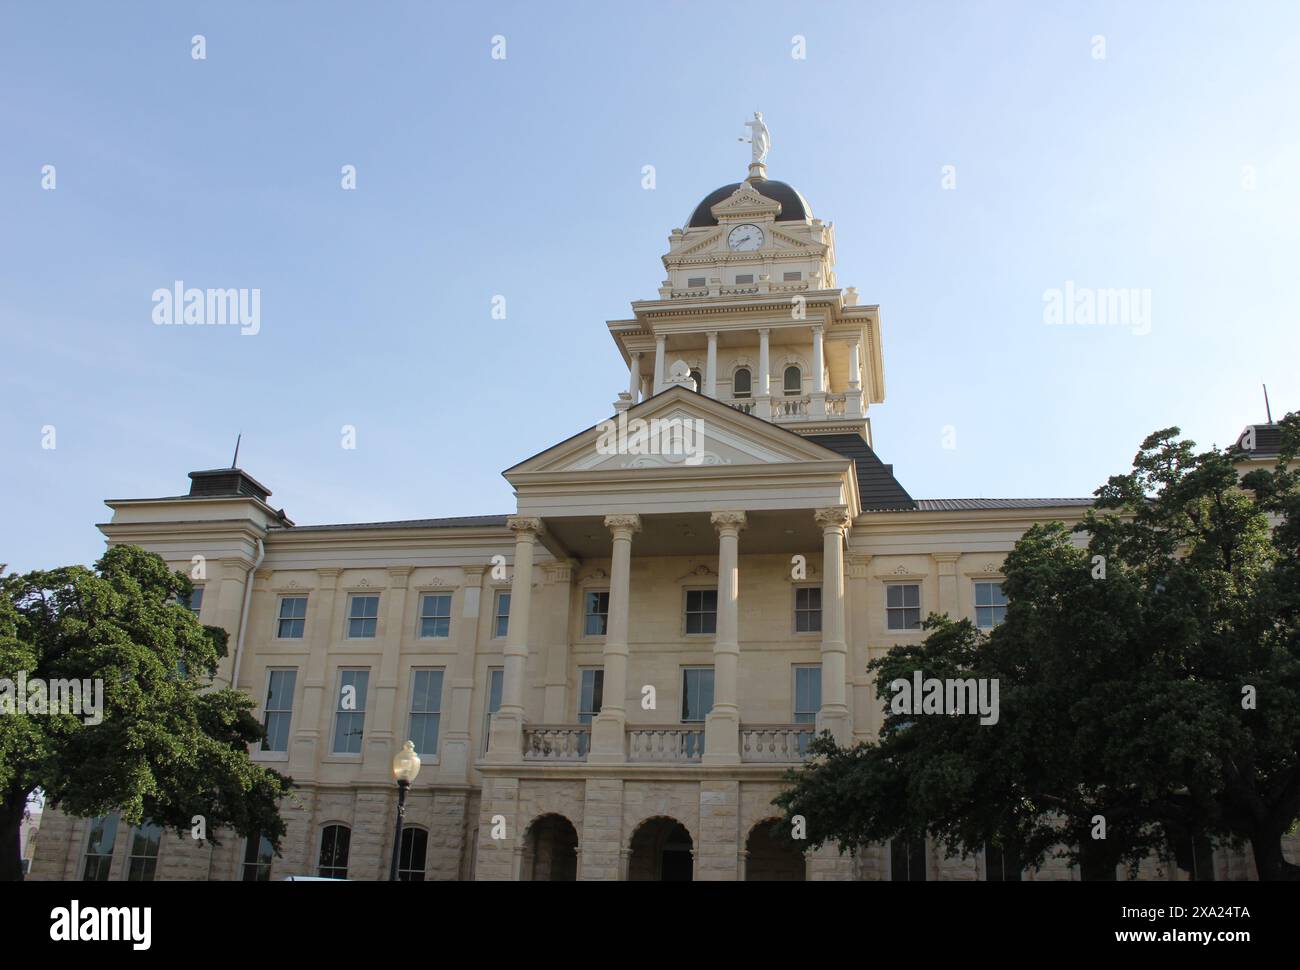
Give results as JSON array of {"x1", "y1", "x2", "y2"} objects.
[
  {"x1": 587, "y1": 711, "x2": 626, "y2": 764},
  {"x1": 816, "y1": 706, "x2": 852, "y2": 746},
  {"x1": 702, "y1": 707, "x2": 740, "y2": 765},
  {"x1": 485, "y1": 711, "x2": 524, "y2": 763}
]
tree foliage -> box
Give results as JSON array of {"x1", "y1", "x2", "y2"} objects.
[
  {"x1": 776, "y1": 414, "x2": 1300, "y2": 879},
  {"x1": 0, "y1": 545, "x2": 292, "y2": 881}
]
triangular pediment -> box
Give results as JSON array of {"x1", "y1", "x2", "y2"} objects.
[
  {"x1": 710, "y1": 182, "x2": 782, "y2": 221},
  {"x1": 504, "y1": 387, "x2": 849, "y2": 477}
]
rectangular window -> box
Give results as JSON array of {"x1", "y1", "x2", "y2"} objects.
[
  {"x1": 483, "y1": 667, "x2": 504, "y2": 753},
  {"x1": 408, "y1": 668, "x2": 444, "y2": 756},
  {"x1": 735, "y1": 274, "x2": 754, "y2": 284},
  {"x1": 82, "y1": 814, "x2": 119, "y2": 881},
  {"x1": 793, "y1": 665, "x2": 821, "y2": 726},
  {"x1": 794, "y1": 586, "x2": 822, "y2": 633},
  {"x1": 687, "y1": 276, "x2": 706, "y2": 287},
  {"x1": 243, "y1": 832, "x2": 274, "y2": 881},
  {"x1": 126, "y1": 822, "x2": 163, "y2": 882},
  {"x1": 584, "y1": 590, "x2": 610, "y2": 636},
  {"x1": 681, "y1": 667, "x2": 715, "y2": 722},
  {"x1": 974, "y1": 581, "x2": 1008, "y2": 629},
  {"x1": 418, "y1": 593, "x2": 452, "y2": 639},
  {"x1": 985, "y1": 841, "x2": 1022, "y2": 881},
  {"x1": 183, "y1": 587, "x2": 204, "y2": 617},
  {"x1": 277, "y1": 596, "x2": 307, "y2": 639},
  {"x1": 578, "y1": 668, "x2": 604, "y2": 725},
  {"x1": 318, "y1": 825, "x2": 350, "y2": 879},
  {"x1": 346, "y1": 594, "x2": 379, "y2": 639},
  {"x1": 684, "y1": 589, "x2": 717, "y2": 635},
  {"x1": 891, "y1": 837, "x2": 927, "y2": 881},
  {"x1": 261, "y1": 668, "x2": 297, "y2": 752},
  {"x1": 332, "y1": 668, "x2": 370, "y2": 754},
  {"x1": 783, "y1": 271, "x2": 802, "y2": 282},
  {"x1": 493, "y1": 592, "x2": 511, "y2": 639},
  {"x1": 886, "y1": 583, "x2": 922, "y2": 631}
]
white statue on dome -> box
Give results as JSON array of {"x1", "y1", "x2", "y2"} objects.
[{"x1": 740, "y1": 112, "x2": 771, "y2": 165}]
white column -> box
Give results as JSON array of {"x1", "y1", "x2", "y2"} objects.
[
  {"x1": 653, "y1": 334, "x2": 666, "y2": 395},
  {"x1": 640, "y1": 375, "x2": 651, "y2": 401},
  {"x1": 815, "y1": 507, "x2": 851, "y2": 743},
  {"x1": 757, "y1": 327, "x2": 771, "y2": 419},
  {"x1": 705, "y1": 331, "x2": 718, "y2": 398},
  {"x1": 705, "y1": 510, "x2": 746, "y2": 764},
  {"x1": 811, "y1": 325, "x2": 827, "y2": 418},
  {"x1": 628, "y1": 351, "x2": 642, "y2": 401},
  {"x1": 846, "y1": 336, "x2": 864, "y2": 417},
  {"x1": 487, "y1": 515, "x2": 542, "y2": 761},
  {"x1": 590, "y1": 513, "x2": 640, "y2": 763}
]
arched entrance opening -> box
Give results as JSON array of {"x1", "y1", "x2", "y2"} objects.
[
  {"x1": 745, "y1": 818, "x2": 806, "y2": 881},
  {"x1": 628, "y1": 816, "x2": 693, "y2": 881},
  {"x1": 521, "y1": 814, "x2": 579, "y2": 881}
]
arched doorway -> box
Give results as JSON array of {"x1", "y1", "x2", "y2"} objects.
[
  {"x1": 628, "y1": 817, "x2": 693, "y2": 881},
  {"x1": 745, "y1": 819, "x2": 806, "y2": 881},
  {"x1": 521, "y1": 814, "x2": 579, "y2": 881}
]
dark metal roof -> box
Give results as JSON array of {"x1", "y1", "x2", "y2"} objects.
[
  {"x1": 1236, "y1": 423, "x2": 1283, "y2": 458},
  {"x1": 280, "y1": 514, "x2": 510, "y2": 533},
  {"x1": 803, "y1": 434, "x2": 915, "y2": 511},
  {"x1": 909, "y1": 498, "x2": 1095, "y2": 512},
  {"x1": 188, "y1": 468, "x2": 272, "y2": 502},
  {"x1": 687, "y1": 178, "x2": 811, "y2": 228}
]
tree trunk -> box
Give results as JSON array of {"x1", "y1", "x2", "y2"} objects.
[
  {"x1": 1250, "y1": 825, "x2": 1300, "y2": 881},
  {"x1": 0, "y1": 794, "x2": 27, "y2": 882}
]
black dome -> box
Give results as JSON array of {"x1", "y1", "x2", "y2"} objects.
[{"x1": 687, "y1": 178, "x2": 812, "y2": 228}]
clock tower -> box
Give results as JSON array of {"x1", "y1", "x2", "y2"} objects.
[{"x1": 607, "y1": 118, "x2": 886, "y2": 443}]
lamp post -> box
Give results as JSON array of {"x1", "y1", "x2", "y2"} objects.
[{"x1": 389, "y1": 740, "x2": 422, "y2": 881}]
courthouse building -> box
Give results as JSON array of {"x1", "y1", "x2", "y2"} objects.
[{"x1": 30, "y1": 151, "x2": 1291, "y2": 882}]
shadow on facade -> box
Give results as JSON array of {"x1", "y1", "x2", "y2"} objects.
[
  {"x1": 521, "y1": 814, "x2": 579, "y2": 881},
  {"x1": 744, "y1": 818, "x2": 807, "y2": 880},
  {"x1": 628, "y1": 816, "x2": 693, "y2": 881}
]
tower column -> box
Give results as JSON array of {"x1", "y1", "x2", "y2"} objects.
[
  {"x1": 653, "y1": 334, "x2": 666, "y2": 395},
  {"x1": 815, "y1": 507, "x2": 851, "y2": 743},
  {"x1": 487, "y1": 516, "x2": 543, "y2": 761},
  {"x1": 757, "y1": 328, "x2": 771, "y2": 420},
  {"x1": 704, "y1": 510, "x2": 746, "y2": 764},
  {"x1": 589, "y1": 514, "x2": 641, "y2": 763},
  {"x1": 811, "y1": 325, "x2": 827, "y2": 418},
  {"x1": 705, "y1": 331, "x2": 718, "y2": 398},
  {"x1": 628, "y1": 351, "x2": 642, "y2": 402}
]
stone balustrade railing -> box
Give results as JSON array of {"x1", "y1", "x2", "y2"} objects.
[
  {"x1": 740, "y1": 724, "x2": 815, "y2": 762},
  {"x1": 627, "y1": 726, "x2": 706, "y2": 763},
  {"x1": 522, "y1": 724, "x2": 591, "y2": 762},
  {"x1": 774, "y1": 395, "x2": 810, "y2": 417}
]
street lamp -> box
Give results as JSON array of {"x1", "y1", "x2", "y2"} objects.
[{"x1": 389, "y1": 740, "x2": 422, "y2": 881}]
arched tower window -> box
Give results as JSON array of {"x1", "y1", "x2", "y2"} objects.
[
  {"x1": 689, "y1": 369, "x2": 702, "y2": 392},
  {"x1": 783, "y1": 365, "x2": 802, "y2": 395},
  {"x1": 733, "y1": 368, "x2": 751, "y2": 398}
]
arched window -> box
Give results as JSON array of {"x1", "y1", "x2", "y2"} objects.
[
  {"x1": 733, "y1": 367, "x2": 751, "y2": 398},
  {"x1": 784, "y1": 365, "x2": 802, "y2": 395},
  {"x1": 689, "y1": 369, "x2": 703, "y2": 392},
  {"x1": 318, "y1": 824, "x2": 351, "y2": 879},
  {"x1": 398, "y1": 827, "x2": 429, "y2": 881}
]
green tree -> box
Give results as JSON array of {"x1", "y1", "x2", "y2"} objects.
[
  {"x1": 776, "y1": 415, "x2": 1300, "y2": 880},
  {"x1": 0, "y1": 544, "x2": 292, "y2": 881}
]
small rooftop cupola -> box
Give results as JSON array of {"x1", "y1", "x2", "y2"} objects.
[{"x1": 187, "y1": 468, "x2": 273, "y2": 503}]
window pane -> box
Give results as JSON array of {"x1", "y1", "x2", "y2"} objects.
[
  {"x1": 733, "y1": 368, "x2": 751, "y2": 396},
  {"x1": 318, "y1": 826, "x2": 350, "y2": 878},
  {"x1": 399, "y1": 828, "x2": 428, "y2": 881},
  {"x1": 495, "y1": 593, "x2": 510, "y2": 638},
  {"x1": 243, "y1": 832, "x2": 274, "y2": 881},
  {"x1": 333, "y1": 670, "x2": 369, "y2": 754},
  {"x1": 682, "y1": 668, "x2": 714, "y2": 721},
  {"x1": 409, "y1": 669, "x2": 444, "y2": 755},
  {"x1": 784, "y1": 366, "x2": 801, "y2": 394},
  {"x1": 578, "y1": 669, "x2": 604, "y2": 723},
  {"x1": 420, "y1": 594, "x2": 451, "y2": 638},
  {"x1": 585, "y1": 590, "x2": 609, "y2": 636}
]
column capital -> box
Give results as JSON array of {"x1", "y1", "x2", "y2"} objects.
[
  {"x1": 710, "y1": 510, "x2": 747, "y2": 533},
  {"x1": 604, "y1": 513, "x2": 642, "y2": 536},
  {"x1": 757, "y1": 326, "x2": 771, "y2": 335},
  {"x1": 811, "y1": 323, "x2": 824, "y2": 335},
  {"x1": 506, "y1": 516, "x2": 544, "y2": 537},
  {"x1": 814, "y1": 506, "x2": 852, "y2": 531},
  {"x1": 705, "y1": 329, "x2": 719, "y2": 339},
  {"x1": 461, "y1": 565, "x2": 486, "y2": 584}
]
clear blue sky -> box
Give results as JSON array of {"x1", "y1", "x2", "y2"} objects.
[{"x1": 2, "y1": 1, "x2": 1298, "y2": 574}]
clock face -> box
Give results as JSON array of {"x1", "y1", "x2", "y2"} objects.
[{"x1": 727, "y1": 224, "x2": 764, "y2": 252}]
